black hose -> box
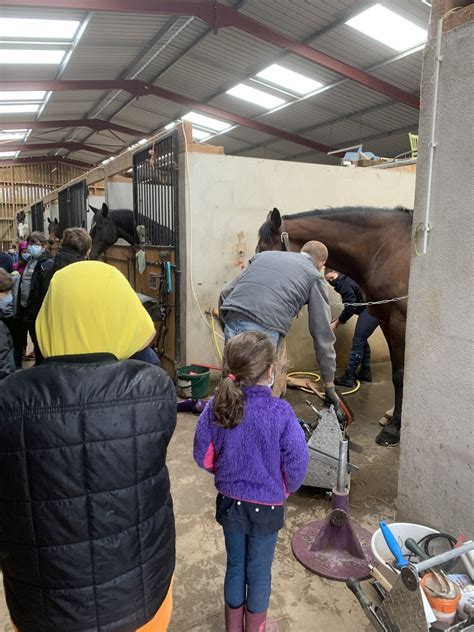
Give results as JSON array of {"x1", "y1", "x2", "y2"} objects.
[{"x1": 417, "y1": 533, "x2": 458, "y2": 572}]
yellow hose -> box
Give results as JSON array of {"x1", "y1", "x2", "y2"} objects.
[
  {"x1": 209, "y1": 313, "x2": 223, "y2": 362},
  {"x1": 287, "y1": 370, "x2": 361, "y2": 396}
]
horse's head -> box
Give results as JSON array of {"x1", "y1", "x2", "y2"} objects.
[
  {"x1": 256, "y1": 207, "x2": 284, "y2": 253},
  {"x1": 89, "y1": 203, "x2": 118, "y2": 259},
  {"x1": 47, "y1": 218, "x2": 61, "y2": 240}
]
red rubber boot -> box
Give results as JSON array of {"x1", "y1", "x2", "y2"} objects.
[
  {"x1": 225, "y1": 604, "x2": 244, "y2": 632},
  {"x1": 245, "y1": 609, "x2": 279, "y2": 632}
]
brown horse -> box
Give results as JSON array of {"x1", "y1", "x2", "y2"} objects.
[{"x1": 256, "y1": 207, "x2": 412, "y2": 447}]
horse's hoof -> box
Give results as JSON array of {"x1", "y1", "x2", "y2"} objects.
[{"x1": 375, "y1": 427, "x2": 400, "y2": 447}]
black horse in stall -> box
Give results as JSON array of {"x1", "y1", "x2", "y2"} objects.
[{"x1": 89, "y1": 203, "x2": 174, "y2": 259}]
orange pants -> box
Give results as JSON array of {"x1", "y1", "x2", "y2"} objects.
[{"x1": 13, "y1": 579, "x2": 173, "y2": 632}]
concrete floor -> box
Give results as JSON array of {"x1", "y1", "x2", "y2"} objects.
[{"x1": 0, "y1": 362, "x2": 399, "y2": 632}]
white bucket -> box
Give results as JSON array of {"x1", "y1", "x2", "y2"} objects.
[{"x1": 371, "y1": 522, "x2": 439, "y2": 567}]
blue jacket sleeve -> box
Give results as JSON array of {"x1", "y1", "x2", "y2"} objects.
[
  {"x1": 193, "y1": 401, "x2": 216, "y2": 473},
  {"x1": 279, "y1": 402, "x2": 309, "y2": 493}
]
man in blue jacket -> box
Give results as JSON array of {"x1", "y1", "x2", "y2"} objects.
[{"x1": 325, "y1": 268, "x2": 379, "y2": 388}]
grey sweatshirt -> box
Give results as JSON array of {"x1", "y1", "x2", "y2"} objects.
[{"x1": 219, "y1": 251, "x2": 336, "y2": 383}]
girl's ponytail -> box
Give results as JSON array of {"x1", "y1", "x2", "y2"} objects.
[
  {"x1": 213, "y1": 331, "x2": 276, "y2": 429},
  {"x1": 213, "y1": 374, "x2": 245, "y2": 429}
]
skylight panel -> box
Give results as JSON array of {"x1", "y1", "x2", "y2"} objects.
[
  {"x1": 0, "y1": 18, "x2": 80, "y2": 39},
  {"x1": 0, "y1": 151, "x2": 19, "y2": 159},
  {"x1": 182, "y1": 112, "x2": 230, "y2": 132},
  {"x1": 256, "y1": 64, "x2": 323, "y2": 95},
  {"x1": 345, "y1": 4, "x2": 427, "y2": 51},
  {"x1": 226, "y1": 84, "x2": 285, "y2": 109},
  {"x1": 0, "y1": 91, "x2": 46, "y2": 101},
  {"x1": 0, "y1": 131, "x2": 27, "y2": 141},
  {"x1": 0, "y1": 49, "x2": 65, "y2": 64},
  {"x1": 192, "y1": 128, "x2": 211, "y2": 141},
  {"x1": 0, "y1": 104, "x2": 40, "y2": 114}
]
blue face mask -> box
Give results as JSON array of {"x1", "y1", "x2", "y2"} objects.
[
  {"x1": 28, "y1": 244, "x2": 43, "y2": 258},
  {"x1": 21, "y1": 252, "x2": 31, "y2": 262},
  {"x1": 0, "y1": 293, "x2": 13, "y2": 317}
]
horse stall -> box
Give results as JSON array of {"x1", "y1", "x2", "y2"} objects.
[
  {"x1": 95, "y1": 132, "x2": 180, "y2": 378},
  {"x1": 179, "y1": 151, "x2": 417, "y2": 372}
]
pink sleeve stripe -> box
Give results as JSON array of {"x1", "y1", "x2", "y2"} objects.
[{"x1": 203, "y1": 442, "x2": 216, "y2": 471}]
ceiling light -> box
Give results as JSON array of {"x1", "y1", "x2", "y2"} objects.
[
  {"x1": 0, "y1": 49, "x2": 65, "y2": 64},
  {"x1": 138, "y1": 138, "x2": 148, "y2": 145},
  {"x1": 192, "y1": 128, "x2": 211, "y2": 141},
  {"x1": 165, "y1": 122, "x2": 176, "y2": 131},
  {"x1": 0, "y1": 91, "x2": 46, "y2": 101},
  {"x1": 183, "y1": 111, "x2": 230, "y2": 132},
  {"x1": 0, "y1": 18, "x2": 80, "y2": 39},
  {"x1": 226, "y1": 83, "x2": 286, "y2": 109},
  {"x1": 256, "y1": 64, "x2": 323, "y2": 95},
  {"x1": 345, "y1": 4, "x2": 427, "y2": 51},
  {"x1": 0, "y1": 132, "x2": 27, "y2": 141},
  {"x1": 0, "y1": 104, "x2": 40, "y2": 114},
  {"x1": 0, "y1": 151, "x2": 19, "y2": 159}
]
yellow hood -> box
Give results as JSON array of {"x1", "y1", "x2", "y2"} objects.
[{"x1": 37, "y1": 261, "x2": 155, "y2": 360}]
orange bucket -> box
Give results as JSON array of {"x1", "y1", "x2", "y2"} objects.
[{"x1": 421, "y1": 573, "x2": 461, "y2": 625}]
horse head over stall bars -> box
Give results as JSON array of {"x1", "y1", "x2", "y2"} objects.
[
  {"x1": 47, "y1": 218, "x2": 62, "y2": 242},
  {"x1": 256, "y1": 206, "x2": 412, "y2": 447},
  {"x1": 89, "y1": 203, "x2": 174, "y2": 259}
]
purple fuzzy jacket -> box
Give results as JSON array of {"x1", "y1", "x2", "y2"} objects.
[{"x1": 193, "y1": 385, "x2": 309, "y2": 505}]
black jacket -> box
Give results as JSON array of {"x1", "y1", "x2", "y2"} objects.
[
  {"x1": 329, "y1": 274, "x2": 365, "y2": 324},
  {"x1": 0, "y1": 355, "x2": 176, "y2": 632},
  {"x1": 0, "y1": 320, "x2": 15, "y2": 379},
  {"x1": 24, "y1": 251, "x2": 54, "y2": 321}
]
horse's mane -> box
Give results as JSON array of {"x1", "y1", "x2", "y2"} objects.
[
  {"x1": 286, "y1": 206, "x2": 413, "y2": 222},
  {"x1": 109, "y1": 209, "x2": 135, "y2": 233}
]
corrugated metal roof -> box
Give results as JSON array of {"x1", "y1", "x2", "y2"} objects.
[{"x1": 2, "y1": 0, "x2": 429, "y2": 165}]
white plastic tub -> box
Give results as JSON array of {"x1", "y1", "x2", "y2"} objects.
[{"x1": 371, "y1": 522, "x2": 439, "y2": 567}]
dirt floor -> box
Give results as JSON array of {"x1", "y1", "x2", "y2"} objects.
[{"x1": 0, "y1": 362, "x2": 400, "y2": 632}]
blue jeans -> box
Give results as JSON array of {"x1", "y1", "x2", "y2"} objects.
[
  {"x1": 347, "y1": 309, "x2": 379, "y2": 374},
  {"x1": 224, "y1": 319, "x2": 280, "y2": 348},
  {"x1": 223, "y1": 528, "x2": 279, "y2": 613}
]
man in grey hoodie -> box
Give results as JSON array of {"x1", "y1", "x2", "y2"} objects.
[{"x1": 219, "y1": 241, "x2": 338, "y2": 403}]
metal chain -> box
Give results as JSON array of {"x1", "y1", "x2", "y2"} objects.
[{"x1": 332, "y1": 295, "x2": 408, "y2": 308}]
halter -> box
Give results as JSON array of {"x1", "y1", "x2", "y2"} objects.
[{"x1": 280, "y1": 219, "x2": 290, "y2": 252}]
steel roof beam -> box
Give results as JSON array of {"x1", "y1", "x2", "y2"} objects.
[
  {"x1": 5, "y1": 0, "x2": 420, "y2": 110},
  {"x1": 0, "y1": 80, "x2": 331, "y2": 153},
  {"x1": 1, "y1": 118, "x2": 146, "y2": 136},
  {"x1": 0, "y1": 156, "x2": 92, "y2": 168},
  {"x1": 1, "y1": 141, "x2": 112, "y2": 156}
]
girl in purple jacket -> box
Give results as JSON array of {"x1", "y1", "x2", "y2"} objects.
[{"x1": 194, "y1": 332, "x2": 308, "y2": 632}]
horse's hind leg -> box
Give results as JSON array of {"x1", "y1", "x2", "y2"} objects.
[{"x1": 375, "y1": 317, "x2": 405, "y2": 447}]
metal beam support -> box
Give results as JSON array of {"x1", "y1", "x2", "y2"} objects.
[
  {"x1": 287, "y1": 124, "x2": 417, "y2": 162},
  {"x1": 1, "y1": 118, "x2": 146, "y2": 136},
  {"x1": 0, "y1": 156, "x2": 93, "y2": 168},
  {"x1": 0, "y1": 80, "x2": 331, "y2": 152},
  {"x1": 5, "y1": 0, "x2": 420, "y2": 109},
  {"x1": 1, "y1": 141, "x2": 112, "y2": 156}
]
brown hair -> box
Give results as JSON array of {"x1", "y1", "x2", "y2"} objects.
[
  {"x1": 0, "y1": 269, "x2": 13, "y2": 292},
  {"x1": 28, "y1": 231, "x2": 48, "y2": 246},
  {"x1": 61, "y1": 227, "x2": 92, "y2": 256},
  {"x1": 213, "y1": 331, "x2": 276, "y2": 429}
]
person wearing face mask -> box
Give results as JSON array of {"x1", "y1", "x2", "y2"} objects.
[
  {"x1": 13, "y1": 240, "x2": 29, "y2": 276},
  {"x1": 20, "y1": 232, "x2": 54, "y2": 365},
  {"x1": 194, "y1": 331, "x2": 308, "y2": 632},
  {"x1": 0, "y1": 267, "x2": 22, "y2": 369},
  {"x1": 0, "y1": 269, "x2": 17, "y2": 378}
]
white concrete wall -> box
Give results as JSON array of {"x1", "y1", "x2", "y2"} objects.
[
  {"x1": 107, "y1": 182, "x2": 133, "y2": 209},
  {"x1": 397, "y1": 20, "x2": 474, "y2": 535},
  {"x1": 181, "y1": 152, "x2": 416, "y2": 370}
]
